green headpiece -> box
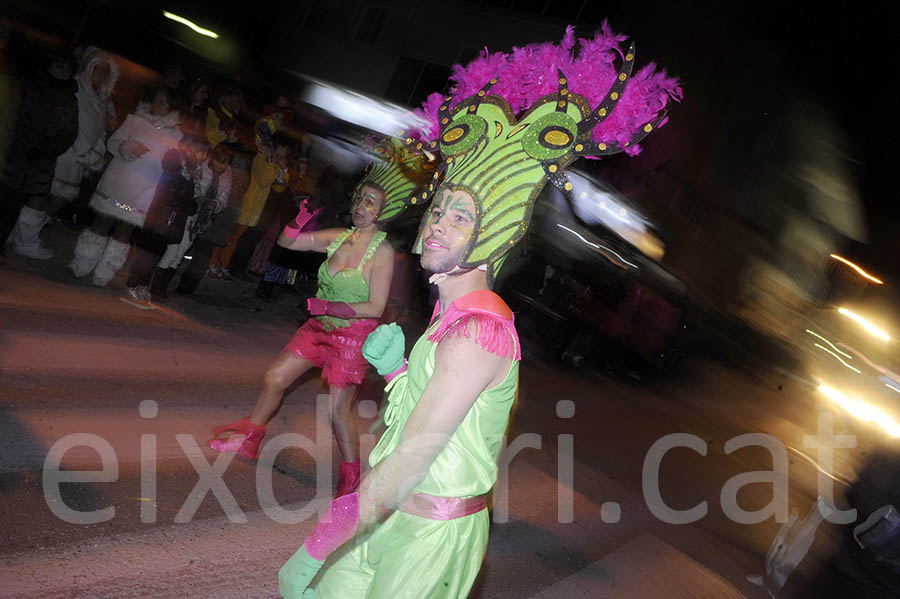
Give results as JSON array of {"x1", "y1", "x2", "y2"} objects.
[
  {"x1": 413, "y1": 44, "x2": 668, "y2": 284},
  {"x1": 352, "y1": 136, "x2": 435, "y2": 224}
]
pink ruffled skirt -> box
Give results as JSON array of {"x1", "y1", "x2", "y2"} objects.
[{"x1": 282, "y1": 318, "x2": 378, "y2": 388}]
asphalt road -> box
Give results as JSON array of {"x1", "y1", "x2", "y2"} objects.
[{"x1": 0, "y1": 241, "x2": 867, "y2": 598}]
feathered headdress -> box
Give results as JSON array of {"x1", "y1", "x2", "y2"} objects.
[{"x1": 407, "y1": 23, "x2": 681, "y2": 283}]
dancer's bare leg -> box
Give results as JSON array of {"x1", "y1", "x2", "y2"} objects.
[
  {"x1": 249, "y1": 352, "x2": 315, "y2": 426},
  {"x1": 328, "y1": 384, "x2": 359, "y2": 462}
]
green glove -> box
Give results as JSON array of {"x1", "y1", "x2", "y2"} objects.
[
  {"x1": 278, "y1": 545, "x2": 323, "y2": 599},
  {"x1": 363, "y1": 323, "x2": 406, "y2": 376}
]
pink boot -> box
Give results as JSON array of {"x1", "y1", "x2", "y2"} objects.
[
  {"x1": 207, "y1": 417, "x2": 267, "y2": 459},
  {"x1": 336, "y1": 459, "x2": 361, "y2": 497}
]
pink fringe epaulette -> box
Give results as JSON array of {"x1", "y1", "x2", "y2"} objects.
[{"x1": 428, "y1": 293, "x2": 522, "y2": 361}]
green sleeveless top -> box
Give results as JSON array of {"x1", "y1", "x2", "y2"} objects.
[
  {"x1": 368, "y1": 311, "x2": 520, "y2": 498},
  {"x1": 315, "y1": 228, "x2": 387, "y2": 330}
]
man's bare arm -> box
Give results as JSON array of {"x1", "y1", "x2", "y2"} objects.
[{"x1": 358, "y1": 328, "x2": 511, "y2": 524}]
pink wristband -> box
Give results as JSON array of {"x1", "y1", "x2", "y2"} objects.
[{"x1": 384, "y1": 359, "x2": 408, "y2": 384}]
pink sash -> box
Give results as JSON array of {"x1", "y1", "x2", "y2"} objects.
[{"x1": 398, "y1": 492, "x2": 487, "y2": 521}]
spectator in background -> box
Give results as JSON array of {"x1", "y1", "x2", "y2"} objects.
[
  {"x1": 255, "y1": 95, "x2": 292, "y2": 157},
  {"x1": 68, "y1": 85, "x2": 182, "y2": 287},
  {"x1": 153, "y1": 142, "x2": 231, "y2": 301},
  {"x1": 121, "y1": 133, "x2": 208, "y2": 308},
  {"x1": 7, "y1": 46, "x2": 118, "y2": 259},
  {"x1": 175, "y1": 142, "x2": 251, "y2": 292},
  {"x1": 1, "y1": 51, "x2": 78, "y2": 258},
  {"x1": 180, "y1": 77, "x2": 209, "y2": 138},
  {"x1": 206, "y1": 84, "x2": 243, "y2": 149},
  {"x1": 213, "y1": 130, "x2": 289, "y2": 280}
]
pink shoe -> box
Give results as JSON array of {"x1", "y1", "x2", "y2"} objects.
[
  {"x1": 208, "y1": 417, "x2": 266, "y2": 459},
  {"x1": 336, "y1": 459, "x2": 361, "y2": 497}
]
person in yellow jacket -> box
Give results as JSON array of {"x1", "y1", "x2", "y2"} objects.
[
  {"x1": 214, "y1": 131, "x2": 289, "y2": 275},
  {"x1": 205, "y1": 85, "x2": 243, "y2": 149}
]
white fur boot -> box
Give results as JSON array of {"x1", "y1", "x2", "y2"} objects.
[
  {"x1": 68, "y1": 229, "x2": 108, "y2": 277},
  {"x1": 91, "y1": 238, "x2": 131, "y2": 287},
  {"x1": 8, "y1": 206, "x2": 53, "y2": 259}
]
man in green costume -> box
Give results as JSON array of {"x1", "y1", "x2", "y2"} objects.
[{"x1": 279, "y1": 24, "x2": 680, "y2": 599}]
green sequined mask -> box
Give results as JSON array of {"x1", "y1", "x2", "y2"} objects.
[{"x1": 352, "y1": 136, "x2": 434, "y2": 224}]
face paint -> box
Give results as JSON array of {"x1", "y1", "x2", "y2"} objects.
[
  {"x1": 352, "y1": 184, "x2": 386, "y2": 228},
  {"x1": 420, "y1": 187, "x2": 477, "y2": 274}
]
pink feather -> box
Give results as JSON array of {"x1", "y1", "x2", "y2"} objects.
[{"x1": 411, "y1": 20, "x2": 681, "y2": 156}]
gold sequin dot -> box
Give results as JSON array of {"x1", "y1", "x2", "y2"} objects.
[
  {"x1": 564, "y1": 182, "x2": 573, "y2": 191},
  {"x1": 598, "y1": 108, "x2": 607, "y2": 117},
  {"x1": 447, "y1": 157, "x2": 453, "y2": 163},
  {"x1": 411, "y1": 198, "x2": 417, "y2": 204},
  {"x1": 558, "y1": 100, "x2": 566, "y2": 108},
  {"x1": 478, "y1": 90, "x2": 485, "y2": 96},
  {"x1": 610, "y1": 92, "x2": 619, "y2": 100},
  {"x1": 544, "y1": 130, "x2": 570, "y2": 146},
  {"x1": 445, "y1": 97, "x2": 452, "y2": 101},
  {"x1": 405, "y1": 137, "x2": 412, "y2": 143},
  {"x1": 575, "y1": 144, "x2": 583, "y2": 151},
  {"x1": 561, "y1": 88, "x2": 568, "y2": 95},
  {"x1": 469, "y1": 105, "x2": 476, "y2": 111},
  {"x1": 490, "y1": 79, "x2": 497, "y2": 84},
  {"x1": 559, "y1": 77, "x2": 567, "y2": 85},
  {"x1": 441, "y1": 118, "x2": 449, "y2": 124},
  {"x1": 599, "y1": 143, "x2": 607, "y2": 150},
  {"x1": 422, "y1": 192, "x2": 428, "y2": 198},
  {"x1": 440, "y1": 105, "x2": 446, "y2": 111},
  {"x1": 619, "y1": 73, "x2": 627, "y2": 81},
  {"x1": 416, "y1": 143, "x2": 422, "y2": 149},
  {"x1": 548, "y1": 164, "x2": 558, "y2": 173},
  {"x1": 644, "y1": 124, "x2": 653, "y2": 132},
  {"x1": 625, "y1": 53, "x2": 634, "y2": 61}
]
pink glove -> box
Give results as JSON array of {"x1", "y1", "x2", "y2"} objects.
[
  {"x1": 307, "y1": 298, "x2": 356, "y2": 319},
  {"x1": 283, "y1": 208, "x2": 310, "y2": 240},
  {"x1": 303, "y1": 492, "x2": 360, "y2": 561},
  {"x1": 307, "y1": 298, "x2": 327, "y2": 315}
]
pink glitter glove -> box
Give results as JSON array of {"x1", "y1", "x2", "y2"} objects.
[{"x1": 303, "y1": 492, "x2": 360, "y2": 561}]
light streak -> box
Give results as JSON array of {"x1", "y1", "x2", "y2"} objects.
[
  {"x1": 805, "y1": 329, "x2": 851, "y2": 358},
  {"x1": 818, "y1": 384, "x2": 900, "y2": 438},
  {"x1": 830, "y1": 254, "x2": 883, "y2": 284},
  {"x1": 556, "y1": 223, "x2": 637, "y2": 268},
  {"x1": 813, "y1": 344, "x2": 861, "y2": 373},
  {"x1": 163, "y1": 11, "x2": 220, "y2": 39},
  {"x1": 886, "y1": 383, "x2": 900, "y2": 395},
  {"x1": 838, "y1": 307, "x2": 891, "y2": 341}
]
